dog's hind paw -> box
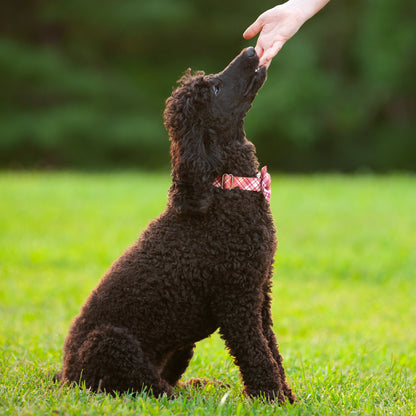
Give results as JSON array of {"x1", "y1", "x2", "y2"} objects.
[
  {"x1": 179, "y1": 378, "x2": 230, "y2": 389},
  {"x1": 48, "y1": 369, "x2": 63, "y2": 384}
]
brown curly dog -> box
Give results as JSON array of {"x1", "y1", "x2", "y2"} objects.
[{"x1": 55, "y1": 47, "x2": 295, "y2": 404}]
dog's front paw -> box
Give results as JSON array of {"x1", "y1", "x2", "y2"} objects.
[
  {"x1": 245, "y1": 386, "x2": 287, "y2": 404},
  {"x1": 283, "y1": 386, "x2": 296, "y2": 404}
]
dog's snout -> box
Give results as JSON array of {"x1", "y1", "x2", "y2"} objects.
[{"x1": 246, "y1": 47, "x2": 256, "y2": 58}]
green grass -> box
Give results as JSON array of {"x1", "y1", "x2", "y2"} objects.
[{"x1": 1, "y1": 172, "x2": 415, "y2": 415}]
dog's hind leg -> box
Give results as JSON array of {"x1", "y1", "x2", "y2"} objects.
[
  {"x1": 64, "y1": 324, "x2": 172, "y2": 397},
  {"x1": 261, "y1": 277, "x2": 296, "y2": 403}
]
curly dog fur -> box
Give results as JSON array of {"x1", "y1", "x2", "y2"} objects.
[{"x1": 56, "y1": 47, "x2": 295, "y2": 404}]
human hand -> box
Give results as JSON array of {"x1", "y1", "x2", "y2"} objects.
[{"x1": 243, "y1": 2, "x2": 307, "y2": 68}]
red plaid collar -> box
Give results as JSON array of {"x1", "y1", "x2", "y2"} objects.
[{"x1": 212, "y1": 166, "x2": 271, "y2": 203}]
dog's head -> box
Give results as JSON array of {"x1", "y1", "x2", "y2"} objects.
[
  {"x1": 207, "y1": 47, "x2": 267, "y2": 122},
  {"x1": 164, "y1": 47, "x2": 267, "y2": 214},
  {"x1": 165, "y1": 47, "x2": 266, "y2": 134}
]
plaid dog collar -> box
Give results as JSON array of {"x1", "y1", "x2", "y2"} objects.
[{"x1": 212, "y1": 166, "x2": 271, "y2": 202}]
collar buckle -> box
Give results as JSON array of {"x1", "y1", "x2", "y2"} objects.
[{"x1": 221, "y1": 173, "x2": 234, "y2": 189}]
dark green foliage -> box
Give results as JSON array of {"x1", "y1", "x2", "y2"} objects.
[{"x1": 0, "y1": 0, "x2": 415, "y2": 170}]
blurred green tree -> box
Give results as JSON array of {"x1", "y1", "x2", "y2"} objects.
[{"x1": 0, "y1": 0, "x2": 415, "y2": 171}]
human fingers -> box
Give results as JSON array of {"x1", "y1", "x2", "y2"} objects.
[
  {"x1": 243, "y1": 18, "x2": 263, "y2": 40},
  {"x1": 258, "y1": 40, "x2": 285, "y2": 67},
  {"x1": 255, "y1": 44, "x2": 264, "y2": 60}
]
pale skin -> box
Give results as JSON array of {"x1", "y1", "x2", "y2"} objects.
[{"x1": 243, "y1": 0, "x2": 331, "y2": 68}]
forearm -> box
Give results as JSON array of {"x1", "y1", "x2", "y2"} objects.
[{"x1": 286, "y1": 0, "x2": 331, "y2": 21}]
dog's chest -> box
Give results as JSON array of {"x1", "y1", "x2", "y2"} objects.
[{"x1": 205, "y1": 196, "x2": 276, "y2": 266}]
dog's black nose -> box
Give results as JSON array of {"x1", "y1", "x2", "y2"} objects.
[{"x1": 246, "y1": 47, "x2": 256, "y2": 57}]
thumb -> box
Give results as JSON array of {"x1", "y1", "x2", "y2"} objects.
[{"x1": 243, "y1": 18, "x2": 263, "y2": 40}]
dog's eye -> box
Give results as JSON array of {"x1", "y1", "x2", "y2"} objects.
[{"x1": 212, "y1": 85, "x2": 220, "y2": 96}]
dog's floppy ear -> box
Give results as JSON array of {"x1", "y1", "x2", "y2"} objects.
[
  {"x1": 169, "y1": 125, "x2": 222, "y2": 215},
  {"x1": 164, "y1": 71, "x2": 223, "y2": 215}
]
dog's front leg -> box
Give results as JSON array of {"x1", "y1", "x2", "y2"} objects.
[
  {"x1": 261, "y1": 278, "x2": 296, "y2": 403},
  {"x1": 216, "y1": 296, "x2": 286, "y2": 402}
]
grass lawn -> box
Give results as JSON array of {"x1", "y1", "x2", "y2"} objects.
[{"x1": 1, "y1": 171, "x2": 415, "y2": 415}]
